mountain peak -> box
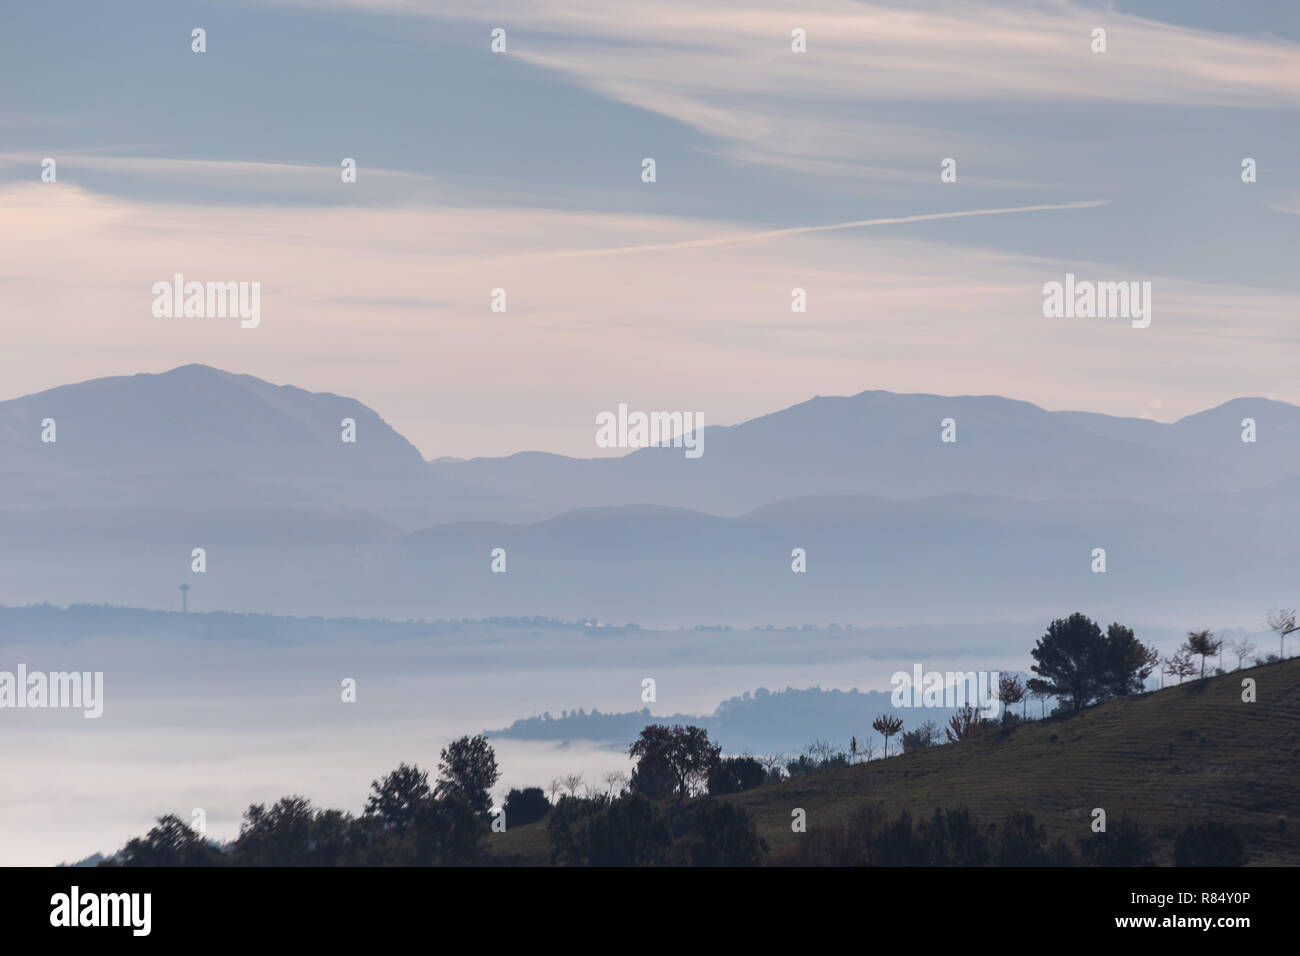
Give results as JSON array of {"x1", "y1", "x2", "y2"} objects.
[{"x1": 0, "y1": 365, "x2": 426, "y2": 480}]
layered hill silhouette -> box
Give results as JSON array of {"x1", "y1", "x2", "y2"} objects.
[
  {"x1": 489, "y1": 685, "x2": 953, "y2": 754},
  {"x1": 429, "y1": 391, "x2": 1300, "y2": 515},
  {"x1": 1, "y1": 365, "x2": 1297, "y2": 624}
]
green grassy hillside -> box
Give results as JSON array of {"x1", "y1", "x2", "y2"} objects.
[{"x1": 490, "y1": 657, "x2": 1300, "y2": 865}]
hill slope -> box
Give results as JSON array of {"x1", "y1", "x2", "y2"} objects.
[{"x1": 491, "y1": 658, "x2": 1300, "y2": 865}]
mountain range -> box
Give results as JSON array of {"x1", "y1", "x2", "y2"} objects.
[{"x1": 1, "y1": 365, "x2": 1296, "y2": 626}]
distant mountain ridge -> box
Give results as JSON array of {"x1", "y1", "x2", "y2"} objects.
[
  {"x1": 4, "y1": 366, "x2": 1298, "y2": 525},
  {"x1": 2, "y1": 366, "x2": 1298, "y2": 625},
  {"x1": 0, "y1": 365, "x2": 534, "y2": 528},
  {"x1": 430, "y1": 390, "x2": 1300, "y2": 515}
]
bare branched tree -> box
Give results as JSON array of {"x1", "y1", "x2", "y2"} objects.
[
  {"x1": 1230, "y1": 636, "x2": 1257, "y2": 671},
  {"x1": 1163, "y1": 650, "x2": 1196, "y2": 685},
  {"x1": 1265, "y1": 609, "x2": 1298, "y2": 659},
  {"x1": 806, "y1": 739, "x2": 835, "y2": 764},
  {"x1": 944, "y1": 706, "x2": 983, "y2": 742},
  {"x1": 602, "y1": 771, "x2": 627, "y2": 798},
  {"x1": 759, "y1": 752, "x2": 785, "y2": 781}
]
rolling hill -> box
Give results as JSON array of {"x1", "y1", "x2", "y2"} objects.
[{"x1": 488, "y1": 657, "x2": 1300, "y2": 865}]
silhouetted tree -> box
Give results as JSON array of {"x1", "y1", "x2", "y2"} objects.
[
  {"x1": 234, "y1": 796, "x2": 316, "y2": 866},
  {"x1": 785, "y1": 753, "x2": 819, "y2": 778},
  {"x1": 997, "y1": 674, "x2": 1026, "y2": 722},
  {"x1": 308, "y1": 809, "x2": 358, "y2": 865},
  {"x1": 1028, "y1": 614, "x2": 1158, "y2": 710},
  {"x1": 812, "y1": 739, "x2": 841, "y2": 764},
  {"x1": 1028, "y1": 613, "x2": 1108, "y2": 712},
  {"x1": 364, "y1": 762, "x2": 431, "y2": 834},
  {"x1": 601, "y1": 771, "x2": 628, "y2": 798},
  {"x1": 119, "y1": 814, "x2": 221, "y2": 866},
  {"x1": 628, "y1": 724, "x2": 721, "y2": 802},
  {"x1": 232, "y1": 799, "x2": 361, "y2": 866},
  {"x1": 902, "y1": 719, "x2": 941, "y2": 753},
  {"x1": 1163, "y1": 650, "x2": 1196, "y2": 685},
  {"x1": 436, "y1": 735, "x2": 499, "y2": 817},
  {"x1": 502, "y1": 787, "x2": 551, "y2": 827},
  {"x1": 1101, "y1": 623, "x2": 1160, "y2": 697},
  {"x1": 628, "y1": 753, "x2": 676, "y2": 799},
  {"x1": 945, "y1": 705, "x2": 984, "y2": 743},
  {"x1": 548, "y1": 793, "x2": 672, "y2": 866},
  {"x1": 759, "y1": 752, "x2": 787, "y2": 782},
  {"x1": 1183, "y1": 630, "x2": 1223, "y2": 680},
  {"x1": 872, "y1": 713, "x2": 904, "y2": 757},
  {"x1": 1229, "y1": 636, "x2": 1256, "y2": 671},
  {"x1": 420, "y1": 793, "x2": 486, "y2": 865}
]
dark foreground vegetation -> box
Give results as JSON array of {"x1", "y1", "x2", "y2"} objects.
[{"x1": 96, "y1": 614, "x2": 1298, "y2": 867}]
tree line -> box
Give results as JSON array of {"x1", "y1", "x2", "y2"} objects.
[{"x1": 101, "y1": 608, "x2": 1283, "y2": 866}]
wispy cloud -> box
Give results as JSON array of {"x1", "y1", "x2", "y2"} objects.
[
  {"x1": 287, "y1": 0, "x2": 1300, "y2": 181},
  {"x1": 0, "y1": 152, "x2": 456, "y2": 204},
  {"x1": 2, "y1": 183, "x2": 1295, "y2": 458},
  {"x1": 503, "y1": 200, "x2": 1111, "y2": 262}
]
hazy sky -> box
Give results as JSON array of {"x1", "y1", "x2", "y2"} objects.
[{"x1": 2, "y1": 0, "x2": 1298, "y2": 458}]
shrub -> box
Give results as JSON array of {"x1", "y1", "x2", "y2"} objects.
[
  {"x1": 548, "y1": 793, "x2": 671, "y2": 866},
  {"x1": 669, "y1": 799, "x2": 766, "y2": 866},
  {"x1": 1077, "y1": 815, "x2": 1155, "y2": 866},
  {"x1": 1174, "y1": 821, "x2": 1247, "y2": 867},
  {"x1": 502, "y1": 787, "x2": 551, "y2": 827},
  {"x1": 707, "y1": 756, "x2": 767, "y2": 795}
]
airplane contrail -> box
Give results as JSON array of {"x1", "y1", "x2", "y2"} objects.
[{"x1": 513, "y1": 199, "x2": 1110, "y2": 261}]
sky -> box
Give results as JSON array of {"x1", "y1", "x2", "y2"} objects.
[{"x1": 1, "y1": 0, "x2": 1298, "y2": 459}]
